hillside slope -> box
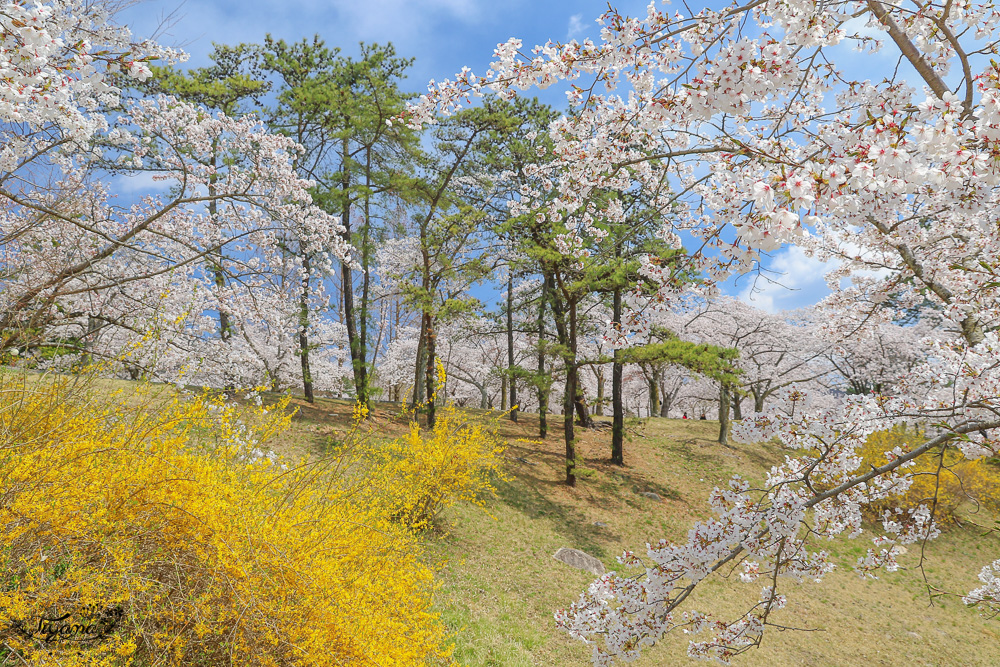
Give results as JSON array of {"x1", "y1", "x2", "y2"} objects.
[{"x1": 273, "y1": 397, "x2": 1000, "y2": 665}]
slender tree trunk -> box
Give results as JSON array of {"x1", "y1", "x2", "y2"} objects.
[
  {"x1": 594, "y1": 366, "x2": 604, "y2": 417},
  {"x1": 213, "y1": 254, "x2": 235, "y2": 397},
  {"x1": 299, "y1": 255, "x2": 314, "y2": 403},
  {"x1": 507, "y1": 272, "x2": 518, "y2": 422},
  {"x1": 754, "y1": 389, "x2": 765, "y2": 413},
  {"x1": 537, "y1": 273, "x2": 551, "y2": 439},
  {"x1": 412, "y1": 314, "x2": 427, "y2": 405},
  {"x1": 208, "y1": 141, "x2": 234, "y2": 395},
  {"x1": 564, "y1": 298, "x2": 577, "y2": 486},
  {"x1": 208, "y1": 145, "x2": 228, "y2": 339},
  {"x1": 501, "y1": 376, "x2": 508, "y2": 411},
  {"x1": 732, "y1": 390, "x2": 742, "y2": 420},
  {"x1": 612, "y1": 283, "x2": 624, "y2": 466},
  {"x1": 443, "y1": 345, "x2": 452, "y2": 400},
  {"x1": 341, "y1": 251, "x2": 363, "y2": 400},
  {"x1": 719, "y1": 382, "x2": 731, "y2": 446},
  {"x1": 357, "y1": 155, "x2": 374, "y2": 410},
  {"x1": 425, "y1": 311, "x2": 437, "y2": 428},
  {"x1": 213, "y1": 263, "x2": 232, "y2": 342},
  {"x1": 340, "y1": 137, "x2": 367, "y2": 405}
]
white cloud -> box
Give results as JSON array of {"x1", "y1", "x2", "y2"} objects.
[
  {"x1": 737, "y1": 245, "x2": 834, "y2": 313},
  {"x1": 735, "y1": 239, "x2": 897, "y2": 312},
  {"x1": 567, "y1": 13, "x2": 585, "y2": 39},
  {"x1": 117, "y1": 171, "x2": 171, "y2": 195},
  {"x1": 838, "y1": 15, "x2": 883, "y2": 40}
]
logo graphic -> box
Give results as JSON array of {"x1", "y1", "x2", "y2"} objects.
[{"x1": 7, "y1": 603, "x2": 124, "y2": 644}]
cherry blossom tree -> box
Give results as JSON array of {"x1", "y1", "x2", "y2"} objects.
[
  {"x1": 682, "y1": 298, "x2": 831, "y2": 425},
  {"x1": 823, "y1": 317, "x2": 936, "y2": 397},
  {"x1": 402, "y1": 0, "x2": 1000, "y2": 661},
  {"x1": 0, "y1": 1, "x2": 350, "y2": 389}
]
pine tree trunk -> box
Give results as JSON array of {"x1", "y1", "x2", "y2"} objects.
[
  {"x1": 299, "y1": 254, "x2": 314, "y2": 403},
  {"x1": 214, "y1": 264, "x2": 232, "y2": 342},
  {"x1": 612, "y1": 283, "x2": 624, "y2": 466},
  {"x1": 412, "y1": 314, "x2": 427, "y2": 406},
  {"x1": 574, "y1": 384, "x2": 593, "y2": 428},
  {"x1": 648, "y1": 374, "x2": 660, "y2": 417},
  {"x1": 507, "y1": 272, "x2": 518, "y2": 422},
  {"x1": 208, "y1": 142, "x2": 234, "y2": 395},
  {"x1": 425, "y1": 311, "x2": 437, "y2": 428},
  {"x1": 564, "y1": 297, "x2": 577, "y2": 486},
  {"x1": 594, "y1": 366, "x2": 604, "y2": 417},
  {"x1": 733, "y1": 390, "x2": 742, "y2": 420},
  {"x1": 340, "y1": 241, "x2": 363, "y2": 402},
  {"x1": 357, "y1": 150, "x2": 376, "y2": 410},
  {"x1": 537, "y1": 274, "x2": 551, "y2": 439},
  {"x1": 719, "y1": 382, "x2": 731, "y2": 446}
]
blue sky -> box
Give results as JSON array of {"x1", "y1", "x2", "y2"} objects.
[
  {"x1": 117, "y1": 0, "x2": 839, "y2": 313},
  {"x1": 117, "y1": 0, "x2": 643, "y2": 91}
]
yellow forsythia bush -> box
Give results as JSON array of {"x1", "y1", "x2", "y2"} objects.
[
  {"x1": 858, "y1": 424, "x2": 1000, "y2": 522},
  {"x1": 0, "y1": 372, "x2": 452, "y2": 666},
  {"x1": 362, "y1": 400, "x2": 507, "y2": 532}
]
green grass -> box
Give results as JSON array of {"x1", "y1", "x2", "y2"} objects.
[{"x1": 404, "y1": 413, "x2": 1000, "y2": 666}]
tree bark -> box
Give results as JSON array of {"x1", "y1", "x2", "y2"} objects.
[
  {"x1": 425, "y1": 311, "x2": 437, "y2": 428},
  {"x1": 718, "y1": 382, "x2": 731, "y2": 446},
  {"x1": 507, "y1": 272, "x2": 518, "y2": 422},
  {"x1": 732, "y1": 390, "x2": 742, "y2": 420},
  {"x1": 594, "y1": 366, "x2": 604, "y2": 417},
  {"x1": 340, "y1": 136, "x2": 368, "y2": 406},
  {"x1": 357, "y1": 151, "x2": 375, "y2": 409},
  {"x1": 208, "y1": 139, "x2": 234, "y2": 395},
  {"x1": 564, "y1": 297, "x2": 578, "y2": 486},
  {"x1": 574, "y1": 384, "x2": 594, "y2": 428},
  {"x1": 612, "y1": 283, "x2": 624, "y2": 466},
  {"x1": 412, "y1": 314, "x2": 427, "y2": 405},
  {"x1": 299, "y1": 254, "x2": 315, "y2": 403},
  {"x1": 648, "y1": 370, "x2": 661, "y2": 417},
  {"x1": 551, "y1": 285, "x2": 592, "y2": 430},
  {"x1": 537, "y1": 273, "x2": 551, "y2": 439}
]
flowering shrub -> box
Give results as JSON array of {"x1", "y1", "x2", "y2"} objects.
[
  {"x1": 857, "y1": 424, "x2": 1000, "y2": 522},
  {"x1": 0, "y1": 373, "x2": 452, "y2": 666},
  {"x1": 363, "y1": 400, "x2": 508, "y2": 532}
]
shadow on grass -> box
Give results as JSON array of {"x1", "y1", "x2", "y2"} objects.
[{"x1": 489, "y1": 472, "x2": 618, "y2": 559}]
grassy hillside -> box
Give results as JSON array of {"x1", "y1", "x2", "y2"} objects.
[{"x1": 275, "y1": 397, "x2": 1000, "y2": 666}]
